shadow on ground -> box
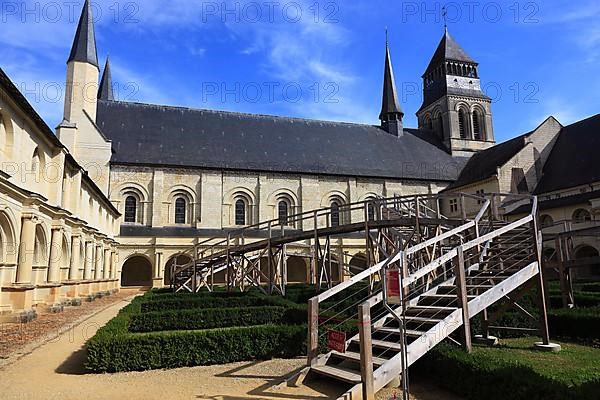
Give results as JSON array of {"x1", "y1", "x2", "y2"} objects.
[
  {"x1": 55, "y1": 345, "x2": 89, "y2": 375},
  {"x1": 196, "y1": 360, "x2": 343, "y2": 399}
]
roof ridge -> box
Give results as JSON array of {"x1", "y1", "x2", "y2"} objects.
[{"x1": 98, "y1": 99, "x2": 382, "y2": 129}]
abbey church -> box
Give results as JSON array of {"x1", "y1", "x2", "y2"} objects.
[{"x1": 0, "y1": 1, "x2": 598, "y2": 317}]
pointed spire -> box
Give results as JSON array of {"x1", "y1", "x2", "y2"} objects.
[
  {"x1": 424, "y1": 28, "x2": 476, "y2": 74},
  {"x1": 67, "y1": 0, "x2": 98, "y2": 68},
  {"x1": 98, "y1": 57, "x2": 114, "y2": 101},
  {"x1": 379, "y1": 35, "x2": 404, "y2": 122}
]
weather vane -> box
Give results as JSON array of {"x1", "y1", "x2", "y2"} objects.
[{"x1": 442, "y1": 6, "x2": 448, "y2": 29}]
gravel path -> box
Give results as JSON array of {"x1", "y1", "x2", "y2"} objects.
[{"x1": 0, "y1": 292, "x2": 461, "y2": 400}]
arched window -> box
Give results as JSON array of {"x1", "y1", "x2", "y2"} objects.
[
  {"x1": 124, "y1": 196, "x2": 137, "y2": 223},
  {"x1": 540, "y1": 215, "x2": 554, "y2": 228},
  {"x1": 424, "y1": 115, "x2": 433, "y2": 130},
  {"x1": 32, "y1": 148, "x2": 40, "y2": 175},
  {"x1": 278, "y1": 200, "x2": 289, "y2": 226},
  {"x1": 458, "y1": 109, "x2": 467, "y2": 139},
  {"x1": 367, "y1": 202, "x2": 376, "y2": 222},
  {"x1": 472, "y1": 110, "x2": 483, "y2": 140},
  {"x1": 235, "y1": 199, "x2": 247, "y2": 226},
  {"x1": 573, "y1": 209, "x2": 592, "y2": 223},
  {"x1": 175, "y1": 197, "x2": 186, "y2": 224},
  {"x1": 330, "y1": 201, "x2": 341, "y2": 227}
]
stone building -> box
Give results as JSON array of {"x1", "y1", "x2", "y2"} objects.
[
  {"x1": 0, "y1": 1, "x2": 597, "y2": 317},
  {"x1": 56, "y1": 2, "x2": 494, "y2": 288},
  {"x1": 442, "y1": 114, "x2": 600, "y2": 281},
  {"x1": 0, "y1": 65, "x2": 119, "y2": 318}
]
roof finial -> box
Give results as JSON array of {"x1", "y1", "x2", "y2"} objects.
[
  {"x1": 385, "y1": 26, "x2": 389, "y2": 46},
  {"x1": 442, "y1": 5, "x2": 448, "y2": 32}
]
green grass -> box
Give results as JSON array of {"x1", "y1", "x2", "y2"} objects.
[
  {"x1": 415, "y1": 337, "x2": 600, "y2": 400},
  {"x1": 471, "y1": 337, "x2": 600, "y2": 386}
]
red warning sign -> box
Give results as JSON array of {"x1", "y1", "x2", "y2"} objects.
[
  {"x1": 386, "y1": 267, "x2": 402, "y2": 305},
  {"x1": 327, "y1": 330, "x2": 347, "y2": 353}
]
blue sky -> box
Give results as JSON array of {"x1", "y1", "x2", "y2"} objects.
[{"x1": 0, "y1": 0, "x2": 598, "y2": 143}]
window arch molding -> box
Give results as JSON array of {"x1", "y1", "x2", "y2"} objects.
[
  {"x1": 470, "y1": 104, "x2": 486, "y2": 141},
  {"x1": 167, "y1": 186, "x2": 197, "y2": 225},
  {"x1": 119, "y1": 184, "x2": 148, "y2": 225},
  {"x1": 323, "y1": 192, "x2": 348, "y2": 227},
  {"x1": 268, "y1": 189, "x2": 299, "y2": 226},
  {"x1": 573, "y1": 208, "x2": 592, "y2": 223},
  {"x1": 227, "y1": 188, "x2": 256, "y2": 227},
  {"x1": 359, "y1": 194, "x2": 380, "y2": 222},
  {"x1": 455, "y1": 103, "x2": 471, "y2": 140}
]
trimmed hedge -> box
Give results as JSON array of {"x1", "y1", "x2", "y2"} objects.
[
  {"x1": 548, "y1": 306, "x2": 600, "y2": 340},
  {"x1": 412, "y1": 341, "x2": 600, "y2": 400},
  {"x1": 140, "y1": 294, "x2": 293, "y2": 313},
  {"x1": 87, "y1": 324, "x2": 307, "y2": 372},
  {"x1": 129, "y1": 305, "x2": 307, "y2": 333}
]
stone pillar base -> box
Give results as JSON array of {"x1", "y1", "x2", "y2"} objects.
[
  {"x1": 474, "y1": 335, "x2": 499, "y2": 346},
  {"x1": 2, "y1": 284, "x2": 36, "y2": 311},
  {"x1": 151, "y1": 278, "x2": 163, "y2": 289},
  {"x1": 533, "y1": 342, "x2": 562, "y2": 352}
]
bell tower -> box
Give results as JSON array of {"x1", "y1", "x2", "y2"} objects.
[
  {"x1": 416, "y1": 29, "x2": 494, "y2": 156},
  {"x1": 62, "y1": 0, "x2": 99, "y2": 126}
]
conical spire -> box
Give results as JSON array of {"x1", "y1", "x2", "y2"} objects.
[
  {"x1": 98, "y1": 57, "x2": 114, "y2": 101},
  {"x1": 379, "y1": 33, "x2": 403, "y2": 122},
  {"x1": 67, "y1": 0, "x2": 98, "y2": 67},
  {"x1": 424, "y1": 28, "x2": 476, "y2": 74}
]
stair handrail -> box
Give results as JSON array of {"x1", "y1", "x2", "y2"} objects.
[{"x1": 315, "y1": 197, "x2": 490, "y2": 304}]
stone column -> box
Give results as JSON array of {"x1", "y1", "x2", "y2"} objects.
[
  {"x1": 84, "y1": 240, "x2": 94, "y2": 280},
  {"x1": 154, "y1": 251, "x2": 162, "y2": 279},
  {"x1": 47, "y1": 227, "x2": 63, "y2": 283},
  {"x1": 16, "y1": 213, "x2": 36, "y2": 284},
  {"x1": 94, "y1": 244, "x2": 103, "y2": 280},
  {"x1": 103, "y1": 247, "x2": 111, "y2": 280},
  {"x1": 69, "y1": 235, "x2": 81, "y2": 280},
  {"x1": 110, "y1": 249, "x2": 117, "y2": 279}
]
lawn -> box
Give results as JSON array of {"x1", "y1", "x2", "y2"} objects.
[{"x1": 414, "y1": 337, "x2": 600, "y2": 400}]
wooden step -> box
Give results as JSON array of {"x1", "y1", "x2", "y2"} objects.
[
  {"x1": 405, "y1": 305, "x2": 457, "y2": 314},
  {"x1": 375, "y1": 327, "x2": 425, "y2": 337},
  {"x1": 311, "y1": 364, "x2": 361, "y2": 384},
  {"x1": 329, "y1": 350, "x2": 388, "y2": 367},
  {"x1": 420, "y1": 294, "x2": 477, "y2": 300}
]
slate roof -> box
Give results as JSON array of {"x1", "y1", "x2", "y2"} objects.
[
  {"x1": 424, "y1": 29, "x2": 477, "y2": 75},
  {"x1": 96, "y1": 100, "x2": 468, "y2": 182},
  {"x1": 534, "y1": 114, "x2": 600, "y2": 194},
  {"x1": 444, "y1": 132, "x2": 529, "y2": 190},
  {"x1": 67, "y1": 0, "x2": 98, "y2": 67}
]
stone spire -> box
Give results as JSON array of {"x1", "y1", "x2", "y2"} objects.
[
  {"x1": 98, "y1": 57, "x2": 114, "y2": 101},
  {"x1": 379, "y1": 32, "x2": 404, "y2": 137},
  {"x1": 67, "y1": 0, "x2": 98, "y2": 68}
]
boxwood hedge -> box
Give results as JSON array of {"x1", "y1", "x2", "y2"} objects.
[{"x1": 129, "y1": 305, "x2": 307, "y2": 333}]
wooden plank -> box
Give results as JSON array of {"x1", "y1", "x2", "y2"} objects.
[
  {"x1": 376, "y1": 327, "x2": 424, "y2": 337},
  {"x1": 358, "y1": 303, "x2": 375, "y2": 400},
  {"x1": 455, "y1": 246, "x2": 472, "y2": 352},
  {"x1": 311, "y1": 365, "x2": 362, "y2": 384},
  {"x1": 308, "y1": 298, "x2": 319, "y2": 367},
  {"x1": 406, "y1": 221, "x2": 475, "y2": 255},
  {"x1": 330, "y1": 351, "x2": 388, "y2": 367}
]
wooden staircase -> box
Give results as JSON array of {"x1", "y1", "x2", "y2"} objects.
[{"x1": 305, "y1": 196, "x2": 550, "y2": 399}]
